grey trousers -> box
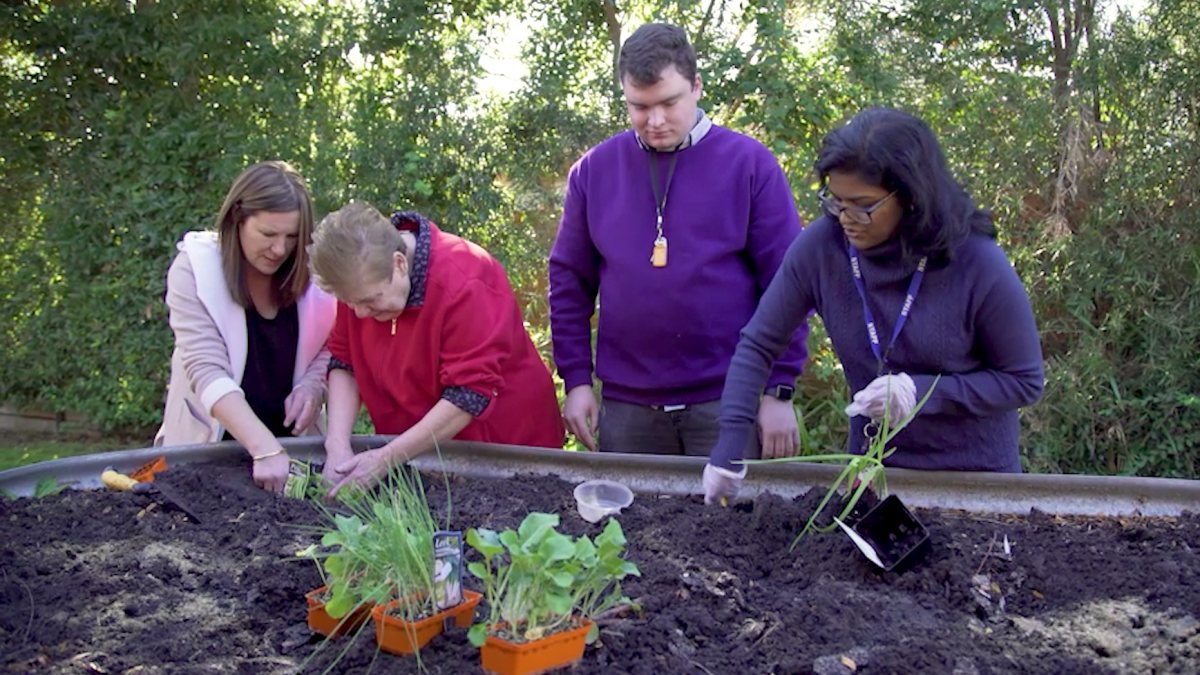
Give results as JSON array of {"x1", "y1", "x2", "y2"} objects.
[{"x1": 597, "y1": 397, "x2": 761, "y2": 459}]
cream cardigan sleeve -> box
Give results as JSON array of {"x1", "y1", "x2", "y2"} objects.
[{"x1": 165, "y1": 250, "x2": 243, "y2": 413}]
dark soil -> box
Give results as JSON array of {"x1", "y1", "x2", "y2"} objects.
[{"x1": 2, "y1": 456, "x2": 1198, "y2": 675}]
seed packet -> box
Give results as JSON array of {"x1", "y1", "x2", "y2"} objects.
[
  {"x1": 284, "y1": 460, "x2": 325, "y2": 500},
  {"x1": 433, "y1": 531, "x2": 464, "y2": 610}
]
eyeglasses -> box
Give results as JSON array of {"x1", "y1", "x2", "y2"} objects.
[{"x1": 817, "y1": 186, "x2": 897, "y2": 225}]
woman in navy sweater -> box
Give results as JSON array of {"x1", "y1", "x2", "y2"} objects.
[{"x1": 704, "y1": 107, "x2": 1044, "y2": 503}]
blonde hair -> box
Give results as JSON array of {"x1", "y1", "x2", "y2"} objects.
[
  {"x1": 309, "y1": 201, "x2": 404, "y2": 296},
  {"x1": 216, "y1": 161, "x2": 314, "y2": 308}
]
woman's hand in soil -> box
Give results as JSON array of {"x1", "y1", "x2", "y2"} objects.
[
  {"x1": 758, "y1": 395, "x2": 800, "y2": 459},
  {"x1": 327, "y1": 447, "x2": 390, "y2": 499},
  {"x1": 703, "y1": 463, "x2": 746, "y2": 505},
  {"x1": 252, "y1": 450, "x2": 291, "y2": 494}
]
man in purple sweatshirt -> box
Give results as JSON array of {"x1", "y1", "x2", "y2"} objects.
[{"x1": 549, "y1": 23, "x2": 807, "y2": 458}]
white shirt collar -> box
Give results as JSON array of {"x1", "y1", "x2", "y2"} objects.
[{"x1": 635, "y1": 109, "x2": 712, "y2": 152}]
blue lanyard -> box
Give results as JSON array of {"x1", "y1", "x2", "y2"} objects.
[{"x1": 848, "y1": 246, "x2": 927, "y2": 374}]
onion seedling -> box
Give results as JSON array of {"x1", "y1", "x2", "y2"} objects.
[{"x1": 747, "y1": 375, "x2": 939, "y2": 549}]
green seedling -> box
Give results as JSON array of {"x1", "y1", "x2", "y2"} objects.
[
  {"x1": 3, "y1": 477, "x2": 72, "y2": 500},
  {"x1": 300, "y1": 462, "x2": 446, "y2": 621},
  {"x1": 35, "y1": 476, "x2": 69, "y2": 498},
  {"x1": 466, "y1": 512, "x2": 639, "y2": 647},
  {"x1": 285, "y1": 459, "x2": 323, "y2": 500},
  {"x1": 747, "y1": 375, "x2": 939, "y2": 549},
  {"x1": 285, "y1": 459, "x2": 366, "y2": 505},
  {"x1": 290, "y1": 441, "x2": 455, "y2": 673}
]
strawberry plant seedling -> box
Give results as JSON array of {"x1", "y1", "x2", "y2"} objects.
[{"x1": 466, "y1": 512, "x2": 639, "y2": 646}]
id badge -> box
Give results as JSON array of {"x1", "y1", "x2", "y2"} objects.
[{"x1": 651, "y1": 236, "x2": 668, "y2": 267}]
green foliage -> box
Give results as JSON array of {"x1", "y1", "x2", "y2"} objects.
[
  {"x1": 0, "y1": 434, "x2": 132, "y2": 472},
  {"x1": 32, "y1": 476, "x2": 69, "y2": 498},
  {"x1": 1021, "y1": 211, "x2": 1200, "y2": 477},
  {"x1": 466, "y1": 513, "x2": 639, "y2": 645},
  {"x1": 2, "y1": 476, "x2": 68, "y2": 500},
  {"x1": 0, "y1": 0, "x2": 350, "y2": 433},
  {"x1": 793, "y1": 316, "x2": 850, "y2": 456}
]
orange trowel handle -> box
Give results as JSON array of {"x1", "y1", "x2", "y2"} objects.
[{"x1": 129, "y1": 456, "x2": 168, "y2": 483}]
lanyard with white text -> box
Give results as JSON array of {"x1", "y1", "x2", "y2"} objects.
[
  {"x1": 647, "y1": 149, "x2": 680, "y2": 267},
  {"x1": 848, "y1": 245, "x2": 928, "y2": 375}
]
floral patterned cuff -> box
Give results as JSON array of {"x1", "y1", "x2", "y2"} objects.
[
  {"x1": 328, "y1": 356, "x2": 354, "y2": 374},
  {"x1": 441, "y1": 386, "x2": 491, "y2": 417}
]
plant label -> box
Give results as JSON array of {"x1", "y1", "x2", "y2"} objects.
[
  {"x1": 833, "y1": 517, "x2": 884, "y2": 568},
  {"x1": 433, "y1": 531, "x2": 464, "y2": 610}
]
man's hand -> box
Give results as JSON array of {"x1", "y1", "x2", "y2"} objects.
[
  {"x1": 703, "y1": 463, "x2": 746, "y2": 505},
  {"x1": 562, "y1": 384, "x2": 599, "y2": 452},
  {"x1": 845, "y1": 373, "x2": 917, "y2": 429},
  {"x1": 758, "y1": 395, "x2": 800, "y2": 459},
  {"x1": 327, "y1": 447, "x2": 394, "y2": 499},
  {"x1": 252, "y1": 449, "x2": 290, "y2": 494},
  {"x1": 284, "y1": 386, "x2": 322, "y2": 435}
]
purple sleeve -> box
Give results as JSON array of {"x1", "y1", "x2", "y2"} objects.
[
  {"x1": 711, "y1": 232, "x2": 816, "y2": 470},
  {"x1": 911, "y1": 244, "x2": 1044, "y2": 416},
  {"x1": 746, "y1": 148, "x2": 808, "y2": 390},
  {"x1": 548, "y1": 160, "x2": 600, "y2": 392}
]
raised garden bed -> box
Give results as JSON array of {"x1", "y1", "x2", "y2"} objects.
[{"x1": 1, "y1": 454, "x2": 1198, "y2": 674}]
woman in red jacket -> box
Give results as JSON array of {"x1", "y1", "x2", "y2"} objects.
[{"x1": 309, "y1": 202, "x2": 565, "y2": 494}]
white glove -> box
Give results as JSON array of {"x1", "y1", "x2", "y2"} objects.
[
  {"x1": 845, "y1": 373, "x2": 917, "y2": 429},
  {"x1": 703, "y1": 463, "x2": 747, "y2": 505}
]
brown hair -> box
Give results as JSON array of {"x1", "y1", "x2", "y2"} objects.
[
  {"x1": 216, "y1": 161, "x2": 314, "y2": 308},
  {"x1": 618, "y1": 23, "x2": 697, "y2": 87},
  {"x1": 308, "y1": 201, "x2": 403, "y2": 297}
]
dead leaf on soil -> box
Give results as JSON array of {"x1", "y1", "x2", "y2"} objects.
[
  {"x1": 1032, "y1": 590, "x2": 1045, "y2": 599},
  {"x1": 735, "y1": 617, "x2": 765, "y2": 642},
  {"x1": 840, "y1": 654, "x2": 857, "y2": 670}
]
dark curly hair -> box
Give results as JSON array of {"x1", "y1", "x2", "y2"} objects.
[{"x1": 815, "y1": 107, "x2": 996, "y2": 264}]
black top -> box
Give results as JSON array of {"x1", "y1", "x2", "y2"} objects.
[{"x1": 224, "y1": 303, "x2": 299, "y2": 440}]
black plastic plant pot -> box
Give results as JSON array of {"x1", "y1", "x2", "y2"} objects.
[{"x1": 852, "y1": 494, "x2": 930, "y2": 571}]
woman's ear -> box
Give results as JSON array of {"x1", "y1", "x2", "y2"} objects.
[{"x1": 393, "y1": 250, "x2": 409, "y2": 277}]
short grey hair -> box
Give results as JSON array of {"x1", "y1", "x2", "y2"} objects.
[{"x1": 309, "y1": 201, "x2": 402, "y2": 297}]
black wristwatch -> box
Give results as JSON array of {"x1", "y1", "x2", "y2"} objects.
[{"x1": 767, "y1": 384, "x2": 795, "y2": 401}]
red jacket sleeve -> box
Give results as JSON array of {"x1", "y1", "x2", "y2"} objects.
[
  {"x1": 328, "y1": 301, "x2": 353, "y2": 365},
  {"x1": 437, "y1": 278, "x2": 515, "y2": 419}
]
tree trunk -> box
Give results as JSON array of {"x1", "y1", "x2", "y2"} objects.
[{"x1": 603, "y1": 0, "x2": 622, "y2": 91}]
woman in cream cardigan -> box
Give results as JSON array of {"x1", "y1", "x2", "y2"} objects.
[{"x1": 155, "y1": 161, "x2": 336, "y2": 493}]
